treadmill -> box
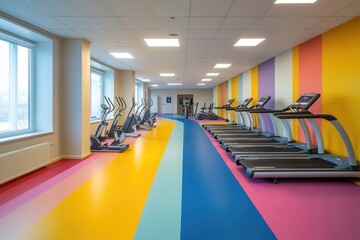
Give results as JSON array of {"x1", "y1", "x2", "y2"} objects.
[
  {"x1": 210, "y1": 96, "x2": 270, "y2": 138},
  {"x1": 203, "y1": 98, "x2": 252, "y2": 131},
  {"x1": 201, "y1": 98, "x2": 235, "y2": 129},
  {"x1": 237, "y1": 112, "x2": 360, "y2": 182},
  {"x1": 228, "y1": 93, "x2": 321, "y2": 160}
]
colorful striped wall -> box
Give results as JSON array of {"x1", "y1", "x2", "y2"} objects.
[{"x1": 213, "y1": 16, "x2": 360, "y2": 159}]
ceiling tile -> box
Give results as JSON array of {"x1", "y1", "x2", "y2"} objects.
[
  {"x1": 187, "y1": 30, "x2": 218, "y2": 39},
  {"x1": 149, "y1": 0, "x2": 190, "y2": 16},
  {"x1": 264, "y1": 4, "x2": 309, "y2": 17},
  {"x1": 0, "y1": 0, "x2": 44, "y2": 17},
  {"x1": 334, "y1": 1, "x2": 360, "y2": 16},
  {"x1": 100, "y1": 29, "x2": 135, "y2": 38},
  {"x1": 28, "y1": 0, "x2": 80, "y2": 16},
  {"x1": 88, "y1": 17, "x2": 126, "y2": 29},
  {"x1": 300, "y1": 0, "x2": 354, "y2": 17},
  {"x1": 190, "y1": 0, "x2": 234, "y2": 17},
  {"x1": 56, "y1": 17, "x2": 95, "y2": 29},
  {"x1": 25, "y1": 17, "x2": 68, "y2": 30},
  {"x1": 227, "y1": 0, "x2": 273, "y2": 17},
  {"x1": 215, "y1": 30, "x2": 245, "y2": 39},
  {"x1": 221, "y1": 17, "x2": 258, "y2": 29},
  {"x1": 50, "y1": 29, "x2": 82, "y2": 38},
  {"x1": 75, "y1": 29, "x2": 108, "y2": 39},
  {"x1": 106, "y1": 0, "x2": 153, "y2": 16},
  {"x1": 155, "y1": 17, "x2": 189, "y2": 30},
  {"x1": 120, "y1": 17, "x2": 158, "y2": 29},
  {"x1": 68, "y1": 0, "x2": 116, "y2": 16},
  {"x1": 188, "y1": 17, "x2": 224, "y2": 29},
  {"x1": 312, "y1": 17, "x2": 353, "y2": 30}
]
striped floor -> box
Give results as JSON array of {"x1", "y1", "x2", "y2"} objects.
[{"x1": 1, "y1": 116, "x2": 360, "y2": 240}]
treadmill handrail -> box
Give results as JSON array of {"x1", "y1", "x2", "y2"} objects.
[{"x1": 276, "y1": 113, "x2": 356, "y2": 168}]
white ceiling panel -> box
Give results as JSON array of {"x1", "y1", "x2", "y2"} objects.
[
  {"x1": 51, "y1": 29, "x2": 83, "y2": 38},
  {"x1": 149, "y1": 0, "x2": 190, "y2": 17},
  {"x1": 300, "y1": 0, "x2": 355, "y2": 17},
  {"x1": 284, "y1": 16, "x2": 326, "y2": 29},
  {"x1": 56, "y1": 17, "x2": 95, "y2": 29},
  {"x1": 334, "y1": 1, "x2": 360, "y2": 16},
  {"x1": 227, "y1": 0, "x2": 273, "y2": 17},
  {"x1": 188, "y1": 17, "x2": 224, "y2": 29},
  {"x1": 88, "y1": 17, "x2": 126, "y2": 29},
  {"x1": 221, "y1": 17, "x2": 259, "y2": 30},
  {"x1": 28, "y1": 0, "x2": 80, "y2": 16},
  {"x1": 190, "y1": 0, "x2": 234, "y2": 17},
  {"x1": 100, "y1": 29, "x2": 135, "y2": 38},
  {"x1": 76, "y1": 29, "x2": 108, "y2": 39},
  {"x1": 264, "y1": 4, "x2": 309, "y2": 17},
  {"x1": 312, "y1": 17, "x2": 353, "y2": 30},
  {"x1": 155, "y1": 17, "x2": 189, "y2": 30},
  {"x1": 68, "y1": 0, "x2": 116, "y2": 17},
  {"x1": 0, "y1": 0, "x2": 44, "y2": 17},
  {"x1": 186, "y1": 46, "x2": 210, "y2": 53},
  {"x1": 187, "y1": 30, "x2": 218, "y2": 39},
  {"x1": 105, "y1": 0, "x2": 153, "y2": 17},
  {"x1": 120, "y1": 17, "x2": 158, "y2": 30},
  {"x1": 25, "y1": 17, "x2": 68, "y2": 30},
  {"x1": 215, "y1": 30, "x2": 245, "y2": 40}
]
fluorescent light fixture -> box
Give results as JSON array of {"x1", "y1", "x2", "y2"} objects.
[
  {"x1": 167, "y1": 83, "x2": 182, "y2": 86},
  {"x1": 197, "y1": 83, "x2": 205, "y2": 86},
  {"x1": 141, "y1": 79, "x2": 150, "y2": 82},
  {"x1": 214, "y1": 63, "x2": 231, "y2": 68},
  {"x1": 201, "y1": 79, "x2": 212, "y2": 82},
  {"x1": 151, "y1": 84, "x2": 159, "y2": 87},
  {"x1": 144, "y1": 38, "x2": 179, "y2": 47},
  {"x1": 206, "y1": 73, "x2": 219, "y2": 76},
  {"x1": 110, "y1": 52, "x2": 134, "y2": 59},
  {"x1": 274, "y1": 0, "x2": 317, "y2": 3},
  {"x1": 160, "y1": 73, "x2": 175, "y2": 77},
  {"x1": 234, "y1": 38, "x2": 265, "y2": 47}
]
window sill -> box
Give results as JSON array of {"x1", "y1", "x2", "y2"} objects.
[{"x1": 0, "y1": 131, "x2": 53, "y2": 144}]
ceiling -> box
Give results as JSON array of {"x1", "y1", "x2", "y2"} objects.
[{"x1": 0, "y1": 0, "x2": 359, "y2": 89}]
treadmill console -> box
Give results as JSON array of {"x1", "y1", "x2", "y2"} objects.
[
  {"x1": 291, "y1": 93, "x2": 320, "y2": 111},
  {"x1": 239, "y1": 97, "x2": 253, "y2": 108},
  {"x1": 224, "y1": 98, "x2": 235, "y2": 107},
  {"x1": 254, "y1": 96, "x2": 271, "y2": 109}
]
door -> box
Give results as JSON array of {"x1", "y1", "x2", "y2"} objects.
[{"x1": 177, "y1": 94, "x2": 193, "y2": 114}]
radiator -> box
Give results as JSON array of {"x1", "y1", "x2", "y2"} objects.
[{"x1": 0, "y1": 142, "x2": 51, "y2": 184}]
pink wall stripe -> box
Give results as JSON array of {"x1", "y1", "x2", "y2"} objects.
[{"x1": 298, "y1": 36, "x2": 322, "y2": 144}]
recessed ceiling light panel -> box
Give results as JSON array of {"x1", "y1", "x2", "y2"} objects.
[
  {"x1": 206, "y1": 73, "x2": 219, "y2": 76},
  {"x1": 234, "y1": 38, "x2": 265, "y2": 47},
  {"x1": 201, "y1": 79, "x2": 212, "y2": 82},
  {"x1": 167, "y1": 83, "x2": 182, "y2": 86},
  {"x1": 274, "y1": 0, "x2": 317, "y2": 3},
  {"x1": 197, "y1": 83, "x2": 205, "y2": 86},
  {"x1": 110, "y1": 52, "x2": 134, "y2": 59},
  {"x1": 144, "y1": 38, "x2": 179, "y2": 47},
  {"x1": 160, "y1": 73, "x2": 175, "y2": 77},
  {"x1": 214, "y1": 63, "x2": 231, "y2": 69},
  {"x1": 151, "y1": 84, "x2": 159, "y2": 87}
]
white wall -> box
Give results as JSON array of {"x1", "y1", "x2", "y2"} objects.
[{"x1": 150, "y1": 88, "x2": 213, "y2": 114}]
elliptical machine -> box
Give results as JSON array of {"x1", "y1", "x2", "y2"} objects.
[
  {"x1": 122, "y1": 97, "x2": 141, "y2": 137},
  {"x1": 90, "y1": 97, "x2": 129, "y2": 152},
  {"x1": 107, "y1": 96, "x2": 126, "y2": 144}
]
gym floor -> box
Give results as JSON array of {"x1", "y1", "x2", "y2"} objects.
[{"x1": 1, "y1": 116, "x2": 360, "y2": 240}]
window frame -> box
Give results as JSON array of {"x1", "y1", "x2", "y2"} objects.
[
  {"x1": 90, "y1": 68, "x2": 105, "y2": 121},
  {"x1": 0, "y1": 33, "x2": 34, "y2": 139}
]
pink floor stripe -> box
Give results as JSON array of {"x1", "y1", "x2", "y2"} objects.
[
  {"x1": 0, "y1": 153, "x2": 115, "y2": 218},
  {"x1": 0, "y1": 159, "x2": 83, "y2": 206},
  {"x1": 0, "y1": 153, "x2": 117, "y2": 240},
  {"x1": 204, "y1": 130, "x2": 360, "y2": 240}
]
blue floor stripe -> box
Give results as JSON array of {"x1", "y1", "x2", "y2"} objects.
[
  {"x1": 164, "y1": 115, "x2": 276, "y2": 240},
  {"x1": 134, "y1": 120, "x2": 183, "y2": 240}
]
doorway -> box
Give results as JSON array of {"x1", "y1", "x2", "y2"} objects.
[{"x1": 177, "y1": 94, "x2": 194, "y2": 114}]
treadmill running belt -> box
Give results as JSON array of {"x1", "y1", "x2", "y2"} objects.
[
  {"x1": 239, "y1": 158, "x2": 337, "y2": 169},
  {"x1": 230, "y1": 146, "x2": 303, "y2": 153}
]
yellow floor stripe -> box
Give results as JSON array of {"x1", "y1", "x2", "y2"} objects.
[{"x1": 19, "y1": 119, "x2": 175, "y2": 240}]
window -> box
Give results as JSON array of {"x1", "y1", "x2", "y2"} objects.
[
  {"x1": 90, "y1": 69, "x2": 104, "y2": 120},
  {"x1": 0, "y1": 37, "x2": 33, "y2": 138},
  {"x1": 135, "y1": 80, "x2": 143, "y2": 106}
]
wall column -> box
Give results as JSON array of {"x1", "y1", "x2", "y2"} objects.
[{"x1": 60, "y1": 39, "x2": 90, "y2": 158}]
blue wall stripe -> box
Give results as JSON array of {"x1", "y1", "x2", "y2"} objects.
[{"x1": 134, "y1": 120, "x2": 183, "y2": 240}]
